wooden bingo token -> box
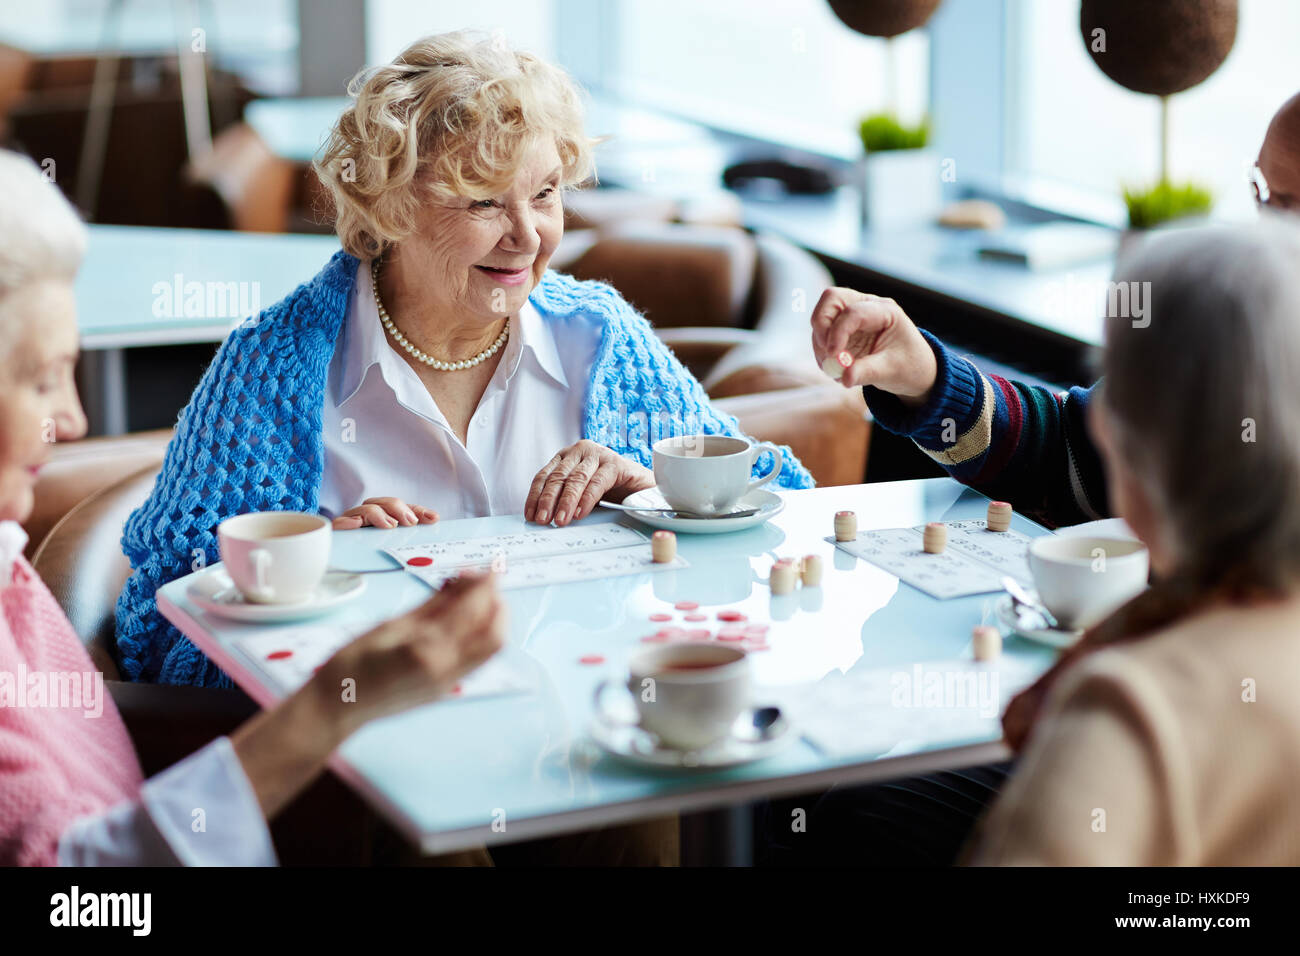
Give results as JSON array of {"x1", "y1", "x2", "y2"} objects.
[
  {"x1": 986, "y1": 501, "x2": 1012, "y2": 533},
  {"x1": 834, "y1": 510, "x2": 857, "y2": 542},
  {"x1": 922, "y1": 522, "x2": 948, "y2": 554},
  {"x1": 972, "y1": 626, "x2": 1002, "y2": 661},
  {"x1": 770, "y1": 559, "x2": 798, "y2": 595},
  {"x1": 800, "y1": 554, "x2": 824, "y2": 586},
  {"x1": 651, "y1": 529, "x2": 677, "y2": 563}
]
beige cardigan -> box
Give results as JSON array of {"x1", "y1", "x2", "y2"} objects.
[{"x1": 971, "y1": 595, "x2": 1300, "y2": 865}]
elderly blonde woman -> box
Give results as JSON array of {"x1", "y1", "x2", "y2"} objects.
[
  {"x1": 0, "y1": 150, "x2": 504, "y2": 865},
  {"x1": 115, "y1": 31, "x2": 811, "y2": 689}
]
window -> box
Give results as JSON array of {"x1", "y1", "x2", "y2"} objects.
[
  {"x1": 1009, "y1": 0, "x2": 1300, "y2": 220},
  {"x1": 365, "y1": 0, "x2": 556, "y2": 66},
  {"x1": 604, "y1": 0, "x2": 929, "y2": 159}
]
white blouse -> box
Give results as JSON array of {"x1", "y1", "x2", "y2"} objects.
[{"x1": 318, "y1": 261, "x2": 602, "y2": 520}]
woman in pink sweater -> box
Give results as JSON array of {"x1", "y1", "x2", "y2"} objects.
[{"x1": 0, "y1": 150, "x2": 506, "y2": 866}]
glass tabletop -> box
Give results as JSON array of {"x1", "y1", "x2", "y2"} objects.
[{"x1": 158, "y1": 479, "x2": 1060, "y2": 852}]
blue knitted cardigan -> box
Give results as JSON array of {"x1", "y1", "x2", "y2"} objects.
[{"x1": 115, "y1": 251, "x2": 814, "y2": 687}]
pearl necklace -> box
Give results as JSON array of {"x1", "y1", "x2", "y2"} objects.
[{"x1": 370, "y1": 258, "x2": 509, "y2": 371}]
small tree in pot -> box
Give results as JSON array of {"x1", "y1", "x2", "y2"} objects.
[{"x1": 1080, "y1": 0, "x2": 1237, "y2": 230}]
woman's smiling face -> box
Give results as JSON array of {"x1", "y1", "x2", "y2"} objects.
[
  {"x1": 0, "y1": 279, "x2": 87, "y2": 524},
  {"x1": 397, "y1": 139, "x2": 565, "y2": 323}
]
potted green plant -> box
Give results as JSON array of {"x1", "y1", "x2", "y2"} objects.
[
  {"x1": 857, "y1": 111, "x2": 939, "y2": 227},
  {"x1": 826, "y1": 1, "x2": 946, "y2": 227},
  {"x1": 1122, "y1": 180, "x2": 1213, "y2": 231}
]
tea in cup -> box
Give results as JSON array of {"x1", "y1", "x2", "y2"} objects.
[
  {"x1": 652, "y1": 435, "x2": 783, "y2": 515},
  {"x1": 1027, "y1": 535, "x2": 1149, "y2": 629},
  {"x1": 217, "y1": 511, "x2": 332, "y2": 604},
  {"x1": 594, "y1": 643, "x2": 750, "y2": 751}
]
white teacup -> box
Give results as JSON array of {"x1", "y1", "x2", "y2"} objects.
[
  {"x1": 652, "y1": 435, "x2": 783, "y2": 515},
  {"x1": 594, "y1": 644, "x2": 751, "y2": 751},
  {"x1": 217, "y1": 511, "x2": 332, "y2": 605},
  {"x1": 1028, "y1": 535, "x2": 1149, "y2": 630}
]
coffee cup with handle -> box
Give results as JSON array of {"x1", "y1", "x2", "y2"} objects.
[
  {"x1": 652, "y1": 435, "x2": 783, "y2": 515},
  {"x1": 218, "y1": 511, "x2": 332, "y2": 605},
  {"x1": 1027, "y1": 535, "x2": 1149, "y2": 630},
  {"x1": 593, "y1": 643, "x2": 751, "y2": 751}
]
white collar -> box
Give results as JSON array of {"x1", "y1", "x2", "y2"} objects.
[
  {"x1": 0, "y1": 521, "x2": 28, "y2": 586},
  {"x1": 335, "y1": 260, "x2": 568, "y2": 408}
]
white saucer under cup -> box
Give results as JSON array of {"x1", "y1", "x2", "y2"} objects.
[
  {"x1": 188, "y1": 568, "x2": 366, "y2": 623},
  {"x1": 617, "y1": 487, "x2": 785, "y2": 534}
]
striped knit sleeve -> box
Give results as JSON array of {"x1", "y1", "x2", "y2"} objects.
[{"x1": 864, "y1": 331, "x2": 1108, "y2": 528}]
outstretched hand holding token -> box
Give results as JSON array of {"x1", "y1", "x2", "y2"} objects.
[{"x1": 809, "y1": 287, "x2": 939, "y2": 408}]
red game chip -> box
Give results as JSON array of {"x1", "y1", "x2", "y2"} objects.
[
  {"x1": 674, "y1": 600, "x2": 700, "y2": 611},
  {"x1": 684, "y1": 612, "x2": 707, "y2": 622},
  {"x1": 745, "y1": 643, "x2": 771, "y2": 652},
  {"x1": 641, "y1": 633, "x2": 669, "y2": 643},
  {"x1": 687, "y1": 629, "x2": 712, "y2": 640},
  {"x1": 649, "y1": 612, "x2": 673, "y2": 622},
  {"x1": 744, "y1": 624, "x2": 770, "y2": 635},
  {"x1": 579, "y1": 654, "x2": 605, "y2": 665},
  {"x1": 717, "y1": 610, "x2": 747, "y2": 622},
  {"x1": 407, "y1": 556, "x2": 434, "y2": 567},
  {"x1": 267, "y1": 650, "x2": 293, "y2": 660},
  {"x1": 717, "y1": 632, "x2": 746, "y2": 642}
]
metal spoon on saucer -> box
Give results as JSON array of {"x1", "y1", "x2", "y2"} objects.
[
  {"x1": 598, "y1": 501, "x2": 759, "y2": 520},
  {"x1": 1001, "y1": 576, "x2": 1061, "y2": 631}
]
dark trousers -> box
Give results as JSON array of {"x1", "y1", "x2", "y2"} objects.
[{"x1": 755, "y1": 761, "x2": 1014, "y2": 867}]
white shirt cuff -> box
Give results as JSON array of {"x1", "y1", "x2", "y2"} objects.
[{"x1": 59, "y1": 738, "x2": 278, "y2": 867}]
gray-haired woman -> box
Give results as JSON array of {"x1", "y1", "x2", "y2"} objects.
[
  {"x1": 976, "y1": 218, "x2": 1300, "y2": 863},
  {"x1": 769, "y1": 219, "x2": 1300, "y2": 865}
]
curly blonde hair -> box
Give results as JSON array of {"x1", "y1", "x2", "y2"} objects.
[{"x1": 314, "y1": 31, "x2": 596, "y2": 260}]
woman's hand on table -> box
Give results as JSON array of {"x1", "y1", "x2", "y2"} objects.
[
  {"x1": 310, "y1": 570, "x2": 506, "y2": 735},
  {"x1": 229, "y1": 571, "x2": 505, "y2": 818},
  {"x1": 525, "y1": 439, "x2": 656, "y2": 526},
  {"x1": 332, "y1": 497, "x2": 440, "y2": 530},
  {"x1": 810, "y1": 287, "x2": 938, "y2": 408}
]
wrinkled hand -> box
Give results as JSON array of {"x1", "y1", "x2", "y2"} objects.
[
  {"x1": 332, "y1": 496, "x2": 440, "y2": 530},
  {"x1": 810, "y1": 287, "x2": 938, "y2": 406},
  {"x1": 312, "y1": 571, "x2": 506, "y2": 734},
  {"x1": 525, "y1": 439, "x2": 656, "y2": 526}
]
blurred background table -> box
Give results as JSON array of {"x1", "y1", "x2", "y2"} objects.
[{"x1": 76, "y1": 224, "x2": 339, "y2": 434}]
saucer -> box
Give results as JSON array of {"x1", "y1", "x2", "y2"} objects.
[
  {"x1": 188, "y1": 568, "x2": 367, "y2": 623},
  {"x1": 588, "y1": 707, "x2": 795, "y2": 769},
  {"x1": 616, "y1": 488, "x2": 785, "y2": 535},
  {"x1": 994, "y1": 594, "x2": 1083, "y2": 650}
]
